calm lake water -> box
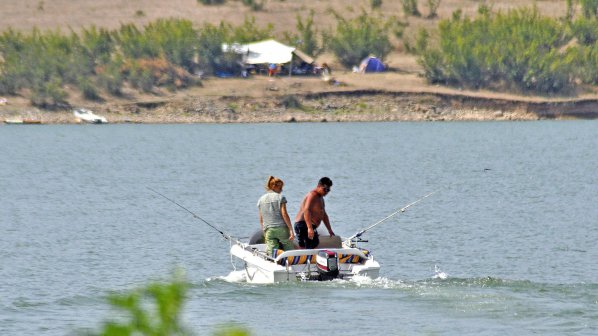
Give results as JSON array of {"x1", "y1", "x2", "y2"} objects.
[{"x1": 1, "y1": 121, "x2": 597, "y2": 335}]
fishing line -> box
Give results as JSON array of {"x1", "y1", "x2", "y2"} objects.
[
  {"x1": 345, "y1": 188, "x2": 441, "y2": 244},
  {"x1": 147, "y1": 187, "x2": 233, "y2": 241},
  {"x1": 148, "y1": 187, "x2": 277, "y2": 263}
]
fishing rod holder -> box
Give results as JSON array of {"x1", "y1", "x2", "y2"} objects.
[{"x1": 344, "y1": 237, "x2": 369, "y2": 248}]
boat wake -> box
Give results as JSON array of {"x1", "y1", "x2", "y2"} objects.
[
  {"x1": 205, "y1": 269, "x2": 598, "y2": 295},
  {"x1": 206, "y1": 265, "x2": 452, "y2": 287},
  {"x1": 432, "y1": 265, "x2": 448, "y2": 280},
  {"x1": 208, "y1": 270, "x2": 247, "y2": 283}
]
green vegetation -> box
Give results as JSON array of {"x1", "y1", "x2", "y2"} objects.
[
  {"x1": 0, "y1": 17, "x2": 275, "y2": 106},
  {"x1": 227, "y1": 16, "x2": 273, "y2": 43},
  {"x1": 0, "y1": 7, "x2": 410, "y2": 106},
  {"x1": 566, "y1": 0, "x2": 575, "y2": 22},
  {"x1": 401, "y1": 0, "x2": 420, "y2": 17},
  {"x1": 198, "y1": 0, "x2": 226, "y2": 5},
  {"x1": 419, "y1": 6, "x2": 598, "y2": 94},
  {"x1": 0, "y1": 19, "x2": 199, "y2": 106},
  {"x1": 426, "y1": 0, "x2": 441, "y2": 19},
  {"x1": 89, "y1": 274, "x2": 250, "y2": 336},
  {"x1": 283, "y1": 10, "x2": 323, "y2": 58},
  {"x1": 371, "y1": 0, "x2": 383, "y2": 10},
  {"x1": 241, "y1": 0, "x2": 264, "y2": 11},
  {"x1": 580, "y1": 0, "x2": 598, "y2": 18},
  {"x1": 325, "y1": 11, "x2": 393, "y2": 68},
  {"x1": 8, "y1": 3, "x2": 598, "y2": 105},
  {"x1": 91, "y1": 277, "x2": 190, "y2": 335},
  {"x1": 197, "y1": 0, "x2": 264, "y2": 11},
  {"x1": 404, "y1": 28, "x2": 430, "y2": 55},
  {"x1": 197, "y1": 16, "x2": 273, "y2": 75}
]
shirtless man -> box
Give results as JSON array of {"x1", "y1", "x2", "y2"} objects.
[{"x1": 294, "y1": 177, "x2": 335, "y2": 249}]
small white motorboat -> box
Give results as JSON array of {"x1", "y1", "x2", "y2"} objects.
[
  {"x1": 3, "y1": 118, "x2": 42, "y2": 124},
  {"x1": 4, "y1": 118, "x2": 24, "y2": 124},
  {"x1": 149, "y1": 188, "x2": 439, "y2": 284},
  {"x1": 228, "y1": 190, "x2": 439, "y2": 283},
  {"x1": 230, "y1": 234, "x2": 380, "y2": 283},
  {"x1": 73, "y1": 108, "x2": 108, "y2": 124}
]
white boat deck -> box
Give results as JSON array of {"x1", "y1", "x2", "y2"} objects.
[{"x1": 230, "y1": 240, "x2": 380, "y2": 283}]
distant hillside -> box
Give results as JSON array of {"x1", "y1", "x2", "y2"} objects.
[{"x1": 1, "y1": 0, "x2": 566, "y2": 35}]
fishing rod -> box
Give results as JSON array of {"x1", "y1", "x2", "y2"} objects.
[
  {"x1": 147, "y1": 187, "x2": 234, "y2": 241},
  {"x1": 148, "y1": 187, "x2": 277, "y2": 263},
  {"x1": 345, "y1": 189, "x2": 440, "y2": 245}
]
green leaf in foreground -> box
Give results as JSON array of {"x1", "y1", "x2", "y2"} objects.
[{"x1": 89, "y1": 274, "x2": 250, "y2": 336}]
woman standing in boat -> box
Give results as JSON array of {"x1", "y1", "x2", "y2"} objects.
[{"x1": 258, "y1": 176, "x2": 295, "y2": 255}]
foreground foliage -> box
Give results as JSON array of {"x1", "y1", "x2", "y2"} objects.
[{"x1": 89, "y1": 275, "x2": 250, "y2": 336}]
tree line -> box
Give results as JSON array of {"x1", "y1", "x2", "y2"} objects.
[
  {"x1": 0, "y1": 12, "x2": 398, "y2": 107},
  {"x1": 4, "y1": 3, "x2": 598, "y2": 107},
  {"x1": 419, "y1": 4, "x2": 598, "y2": 94}
]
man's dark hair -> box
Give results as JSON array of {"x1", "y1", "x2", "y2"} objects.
[{"x1": 318, "y1": 177, "x2": 333, "y2": 187}]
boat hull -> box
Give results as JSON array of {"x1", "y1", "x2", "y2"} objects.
[
  {"x1": 230, "y1": 243, "x2": 381, "y2": 284},
  {"x1": 73, "y1": 108, "x2": 108, "y2": 124}
]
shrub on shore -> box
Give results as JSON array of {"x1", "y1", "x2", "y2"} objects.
[
  {"x1": 197, "y1": 16, "x2": 273, "y2": 75},
  {"x1": 283, "y1": 10, "x2": 324, "y2": 58},
  {"x1": 325, "y1": 11, "x2": 393, "y2": 68},
  {"x1": 112, "y1": 19, "x2": 198, "y2": 72},
  {"x1": 0, "y1": 16, "x2": 272, "y2": 105},
  {"x1": 580, "y1": 0, "x2": 598, "y2": 18},
  {"x1": 0, "y1": 28, "x2": 94, "y2": 106},
  {"x1": 7, "y1": 5, "x2": 598, "y2": 104},
  {"x1": 198, "y1": 0, "x2": 226, "y2": 4},
  {"x1": 420, "y1": 7, "x2": 580, "y2": 93},
  {"x1": 401, "y1": 0, "x2": 421, "y2": 17},
  {"x1": 0, "y1": 19, "x2": 200, "y2": 105}
]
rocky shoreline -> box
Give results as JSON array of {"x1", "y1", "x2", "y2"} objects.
[{"x1": 2, "y1": 89, "x2": 597, "y2": 124}]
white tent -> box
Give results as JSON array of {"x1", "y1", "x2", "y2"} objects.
[
  {"x1": 222, "y1": 39, "x2": 314, "y2": 76},
  {"x1": 244, "y1": 39, "x2": 296, "y2": 65},
  {"x1": 221, "y1": 40, "x2": 295, "y2": 64}
]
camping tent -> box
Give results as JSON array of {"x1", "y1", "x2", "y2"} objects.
[
  {"x1": 222, "y1": 39, "x2": 314, "y2": 75},
  {"x1": 359, "y1": 56, "x2": 386, "y2": 73},
  {"x1": 244, "y1": 40, "x2": 295, "y2": 64}
]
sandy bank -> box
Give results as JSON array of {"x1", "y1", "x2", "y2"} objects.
[{"x1": 2, "y1": 73, "x2": 598, "y2": 124}]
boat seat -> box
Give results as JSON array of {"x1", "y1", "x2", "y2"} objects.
[
  {"x1": 249, "y1": 229, "x2": 342, "y2": 249},
  {"x1": 272, "y1": 249, "x2": 316, "y2": 265},
  {"x1": 338, "y1": 249, "x2": 370, "y2": 264},
  {"x1": 272, "y1": 248, "x2": 370, "y2": 265}
]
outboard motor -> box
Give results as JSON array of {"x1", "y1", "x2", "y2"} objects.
[{"x1": 316, "y1": 250, "x2": 339, "y2": 280}]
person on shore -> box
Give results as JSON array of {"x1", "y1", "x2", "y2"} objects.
[
  {"x1": 320, "y1": 63, "x2": 340, "y2": 86},
  {"x1": 258, "y1": 176, "x2": 295, "y2": 255},
  {"x1": 321, "y1": 63, "x2": 331, "y2": 79},
  {"x1": 268, "y1": 63, "x2": 277, "y2": 77},
  {"x1": 294, "y1": 177, "x2": 335, "y2": 249}
]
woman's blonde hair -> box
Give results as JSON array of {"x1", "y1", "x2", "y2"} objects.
[{"x1": 266, "y1": 176, "x2": 284, "y2": 190}]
